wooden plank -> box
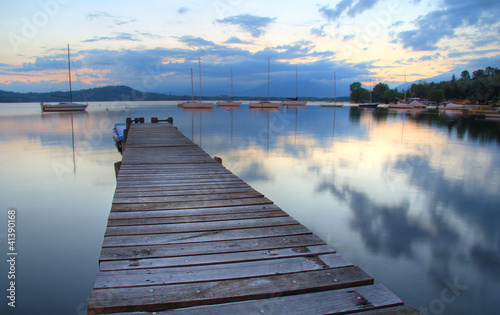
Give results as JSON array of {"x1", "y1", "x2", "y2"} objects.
[
  {"x1": 104, "y1": 216, "x2": 299, "y2": 236},
  {"x1": 142, "y1": 284, "x2": 403, "y2": 315},
  {"x1": 99, "y1": 244, "x2": 335, "y2": 271},
  {"x1": 117, "y1": 163, "x2": 229, "y2": 171},
  {"x1": 117, "y1": 173, "x2": 239, "y2": 181},
  {"x1": 113, "y1": 186, "x2": 256, "y2": 198},
  {"x1": 107, "y1": 210, "x2": 287, "y2": 227},
  {"x1": 116, "y1": 173, "x2": 234, "y2": 179},
  {"x1": 99, "y1": 234, "x2": 326, "y2": 261},
  {"x1": 110, "y1": 197, "x2": 274, "y2": 212},
  {"x1": 115, "y1": 178, "x2": 248, "y2": 188},
  {"x1": 357, "y1": 305, "x2": 423, "y2": 314},
  {"x1": 87, "y1": 269, "x2": 374, "y2": 314},
  {"x1": 114, "y1": 181, "x2": 249, "y2": 192},
  {"x1": 102, "y1": 224, "x2": 313, "y2": 247},
  {"x1": 112, "y1": 191, "x2": 264, "y2": 205},
  {"x1": 93, "y1": 253, "x2": 353, "y2": 289},
  {"x1": 107, "y1": 204, "x2": 282, "y2": 220}
]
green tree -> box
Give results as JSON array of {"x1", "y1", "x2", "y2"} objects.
[
  {"x1": 428, "y1": 89, "x2": 445, "y2": 103},
  {"x1": 372, "y1": 83, "x2": 389, "y2": 102},
  {"x1": 473, "y1": 69, "x2": 485, "y2": 79},
  {"x1": 461, "y1": 70, "x2": 471, "y2": 80},
  {"x1": 485, "y1": 67, "x2": 496, "y2": 76},
  {"x1": 350, "y1": 82, "x2": 370, "y2": 103},
  {"x1": 383, "y1": 89, "x2": 402, "y2": 103}
]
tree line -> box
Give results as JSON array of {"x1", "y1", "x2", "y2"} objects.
[{"x1": 350, "y1": 66, "x2": 500, "y2": 104}]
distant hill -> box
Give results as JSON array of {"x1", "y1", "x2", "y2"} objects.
[
  {"x1": 0, "y1": 85, "x2": 350, "y2": 103},
  {"x1": 0, "y1": 85, "x2": 180, "y2": 103}
]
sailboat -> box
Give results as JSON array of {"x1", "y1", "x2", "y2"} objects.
[
  {"x1": 179, "y1": 57, "x2": 213, "y2": 109},
  {"x1": 388, "y1": 70, "x2": 413, "y2": 109},
  {"x1": 249, "y1": 58, "x2": 279, "y2": 109},
  {"x1": 41, "y1": 45, "x2": 88, "y2": 112},
  {"x1": 359, "y1": 78, "x2": 379, "y2": 108},
  {"x1": 217, "y1": 68, "x2": 241, "y2": 107},
  {"x1": 282, "y1": 65, "x2": 306, "y2": 106},
  {"x1": 321, "y1": 70, "x2": 343, "y2": 107}
]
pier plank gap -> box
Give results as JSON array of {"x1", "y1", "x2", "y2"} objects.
[{"x1": 87, "y1": 121, "x2": 419, "y2": 315}]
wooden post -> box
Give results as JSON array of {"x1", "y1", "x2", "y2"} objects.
[
  {"x1": 214, "y1": 156, "x2": 222, "y2": 164},
  {"x1": 167, "y1": 117, "x2": 173, "y2": 124},
  {"x1": 139, "y1": 117, "x2": 145, "y2": 123},
  {"x1": 151, "y1": 117, "x2": 158, "y2": 123},
  {"x1": 114, "y1": 161, "x2": 121, "y2": 178}
]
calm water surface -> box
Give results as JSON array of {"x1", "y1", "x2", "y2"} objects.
[{"x1": 1, "y1": 101, "x2": 499, "y2": 314}]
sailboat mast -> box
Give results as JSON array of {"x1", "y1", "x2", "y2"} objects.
[
  {"x1": 295, "y1": 64, "x2": 298, "y2": 99},
  {"x1": 190, "y1": 68, "x2": 194, "y2": 101},
  {"x1": 198, "y1": 57, "x2": 202, "y2": 101},
  {"x1": 404, "y1": 70, "x2": 407, "y2": 102},
  {"x1": 231, "y1": 68, "x2": 233, "y2": 99},
  {"x1": 267, "y1": 58, "x2": 270, "y2": 102},
  {"x1": 369, "y1": 78, "x2": 372, "y2": 103},
  {"x1": 334, "y1": 71, "x2": 337, "y2": 104},
  {"x1": 67, "y1": 44, "x2": 73, "y2": 103}
]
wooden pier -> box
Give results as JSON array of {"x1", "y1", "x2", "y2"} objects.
[{"x1": 87, "y1": 120, "x2": 419, "y2": 314}]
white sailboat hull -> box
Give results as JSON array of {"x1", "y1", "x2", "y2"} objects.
[
  {"x1": 249, "y1": 101, "x2": 280, "y2": 108},
  {"x1": 41, "y1": 102, "x2": 88, "y2": 112},
  {"x1": 217, "y1": 101, "x2": 241, "y2": 106},
  {"x1": 179, "y1": 101, "x2": 213, "y2": 109},
  {"x1": 282, "y1": 100, "x2": 307, "y2": 106}
]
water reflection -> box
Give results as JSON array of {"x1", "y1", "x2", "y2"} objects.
[
  {"x1": 1, "y1": 103, "x2": 499, "y2": 314},
  {"x1": 207, "y1": 106, "x2": 500, "y2": 314}
]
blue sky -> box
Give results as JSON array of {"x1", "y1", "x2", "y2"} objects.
[{"x1": 1, "y1": 0, "x2": 499, "y2": 97}]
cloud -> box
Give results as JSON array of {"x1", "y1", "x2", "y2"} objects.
[
  {"x1": 397, "y1": 0, "x2": 500, "y2": 51},
  {"x1": 343, "y1": 34, "x2": 355, "y2": 41},
  {"x1": 223, "y1": 36, "x2": 252, "y2": 44},
  {"x1": 319, "y1": 0, "x2": 352, "y2": 21},
  {"x1": 347, "y1": 0, "x2": 379, "y2": 17},
  {"x1": 447, "y1": 49, "x2": 498, "y2": 59},
  {"x1": 86, "y1": 11, "x2": 111, "y2": 21},
  {"x1": 216, "y1": 14, "x2": 276, "y2": 38},
  {"x1": 310, "y1": 24, "x2": 327, "y2": 37},
  {"x1": 177, "y1": 7, "x2": 189, "y2": 14},
  {"x1": 176, "y1": 35, "x2": 220, "y2": 48},
  {"x1": 319, "y1": 0, "x2": 381, "y2": 21},
  {"x1": 86, "y1": 11, "x2": 136, "y2": 27},
  {"x1": 418, "y1": 52, "x2": 442, "y2": 62},
  {"x1": 275, "y1": 41, "x2": 315, "y2": 55},
  {"x1": 9, "y1": 56, "x2": 67, "y2": 72},
  {"x1": 83, "y1": 33, "x2": 140, "y2": 43},
  {"x1": 82, "y1": 31, "x2": 160, "y2": 43}
]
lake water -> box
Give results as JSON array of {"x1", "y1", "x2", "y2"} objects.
[{"x1": 1, "y1": 101, "x2": 499, "y2": 314}]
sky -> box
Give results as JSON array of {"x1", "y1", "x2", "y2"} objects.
[{"x1": 1, "y1": 0, "x2": 499, "y2": 98}]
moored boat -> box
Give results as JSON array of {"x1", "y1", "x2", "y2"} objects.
[
  {"x1": 41, "y1": 102, "x2": 88, "y2": 112},
  {"x1": 217, "y1": 100, "x2": 241, "y2": 107},
  {"x1": 113, "y1": 123, "x2": 127, "y2": 153},
  {"x1": 180, "y1": 101, "x2": 213, "y2": 109},
  {"x1": 282, "y1": 65, "x2": 306, "y2": 106},
  {"x1": 409, "y1": 100, "x2": 427, "y2": 108},
  {"x1": 388, "y1": 103, "x2": 412, "y2": 109},
  {"x1": 282, "y1": 100, "x2": 307, "y2": 106},
  {"x1": 179, "y1": 58, "x2": 213, "y2": 109},
  {"x1": 41, "y1": 45, "x2": 88, "y2": 112},
  {"x1": 217, "y1": 68, "x2": 241, "y2": 107},
  {"x1": 359, "y1": 103, "x2": 379, "y2": 108},
  {"x1": 249, "y1": 101, "x2": 280, "y2": 108},
  {"x1": 250, "y1": 58, "x2": 278, "y2": 109}
]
